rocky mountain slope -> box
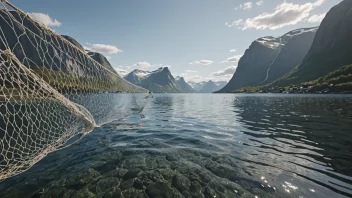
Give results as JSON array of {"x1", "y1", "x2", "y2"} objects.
[
  {"x1": 62, "y1": 35, "x2": 117, "y2": 74},
  {"x1": 0, "y1": 10, "x2": 145, "y2": 93},
  {"x1": 265, "y1": 28, "x2": 318, "y2": 84},
  {"x1": 219, "y1": 27, "x2": 317, "y2": 92},
  {"x1": 175, "y1": 77, "x2": 195, "y2": 93},
  {"x1": 124, "y1": 68, "x2": 187, "y2": 93},
  {"x1": 273, "y1": 0, "x2": 352, "y2": 87}
]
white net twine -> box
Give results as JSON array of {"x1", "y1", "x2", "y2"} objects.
[{"x1": 0, "y1": 0, "x2": 148, "y2": 181}]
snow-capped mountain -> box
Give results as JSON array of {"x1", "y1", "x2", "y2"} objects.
[
  {"x1": 188, "y1": 81, "x2": 207, "y2": 92},
  {"x1": 199, "y1": 80, "x2": 228, "y2": 93},
  {"x1": 219, "y1": 27, "x2": 318, "y2": 92},
  {"x1": 256, "y1": 27, "x2": 318, "y2": 50},
  {"x1": 188, "y1": 80, "x2": 227, "y2": 93},
  {"x1": 124, "y1": 69, "x2": 152, "y2": 85},
  {"x1": 124, "y1": 67, "x2": 187, "y2": 93}
]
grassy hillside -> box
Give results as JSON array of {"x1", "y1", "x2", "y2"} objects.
[
  {"x1": 309, "y1": 64, "x2": 352, "y2": 93},
  {"x1": 231, "y1": 64, "x2": 352, "y2": 94}
]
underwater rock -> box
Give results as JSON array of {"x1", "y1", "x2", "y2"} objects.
[
  {"x1": 95, "y1": 177, "x2": 120, "y2": 193},
  {"x1": 158, "y1": 168, "x2": 176, "y2": 181},
  {"x1": 190, "y1": 181, "x2": 203, "y2": 197},
  {"x1": 142, "y1": 170, "x2": 164, "y2": 182},
  {"x1": 41, "y1": 186, "x2": 65, "y2": 198},
  {"x1": 66, "y1": 168, "x2": 101, "y2": 188},
  {"x1": 120, "y1": 179, "x2": 134, "y2": 190},
  {"x1": 94, "y1": 161, "x2": 118, "y2": 174},
  {"x1": 102, "y1": 187, "x2": 122, "y2": 198},
  {"x1": 72, "y1": 187, "x2": 96, "y2": 198},
  {"x1": 172, "y1": 174, "x2": 191, "y2": 191},
  {"x1": 146, "y1": 181, "x2": 183, "y2": 198},
  {"x1": 134, "y1": 178, "x2": 144, "y2": 190},
  {"x1": 117, "y1": 168, "x2": 129, "y2": 178},
  {"x1": 166, "y1": 153, "x2": 179, "y2": 161},
  {"x1": 123, "y1": 169, "x2": 142, "y2": 180},
  {"x1": 204, "y1": 187, "x2": 218, "y2": 198},
  {"x1": 122, "y1": 188, "x2": 148, "y2": 198}
]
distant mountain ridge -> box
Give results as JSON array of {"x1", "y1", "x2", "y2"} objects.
[
  {"x1": 199, "y1": 80, "x2": 227, "y2": 93},
  {"x1": 175, "y1": 77, "x2": 195, "y2": 92},
  {"x1": 124, "y1": 67, "x2": 189, "y2": 93},
  {"x1": 188, "y1": 81, "x2": 207, "y2": 92},
  {"x1": 219, "y1": 27, "x2": 317, "y2": 92},
  {"x1": 188, "y1": 80, "x2": 227, "y2": 93}
]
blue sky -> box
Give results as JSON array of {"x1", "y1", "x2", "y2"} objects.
[{"x1": 11, "y1": 0, "x2": 342, "y2": 82}]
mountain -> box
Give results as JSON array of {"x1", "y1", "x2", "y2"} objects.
[
  {"x1": 175, "y1": 77, "x2": 195, "y2": 93},
  {"x1": 273, "y1": 0, "x2": 352, "y2": 87},
  {"x1": 62, "y1": 35, "x2": 117, "y2": 74},
  {"x1": 199, "y1": 80, "x2": 227, "y2": 93},
  {"x1": 0, "y1": 10, "x2": 145, "y2": 93},
  {"x1": 219, "y1": 27, "x2": 317, "y2": 92},
  {"x1": 188, "y1": 81, "x2": 207, "y2": 92},
  {"x1": 264, "y1": 28, "x2": 318, "y2": 84},
  {"x1": 124, "y1": 69, "x2": 151, "y2": 85},
  {"x1": 124, "y1": 67, "x2": 186, "y2": 93},
  {"x1": 62, "y1": 35, "x2": 85, "y2": 51}
]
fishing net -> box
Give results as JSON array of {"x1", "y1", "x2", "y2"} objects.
[{"x1": 0, "y1": 0, "x2": 148, "y2": 181}]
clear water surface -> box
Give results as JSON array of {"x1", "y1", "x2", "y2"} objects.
[{"x1": 1, "y1": 94, "x2": 352, "y2": 198}]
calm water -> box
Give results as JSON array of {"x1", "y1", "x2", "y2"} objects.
[{"x1": 1, "y1": 94, "x2": 352, "y2": 198}]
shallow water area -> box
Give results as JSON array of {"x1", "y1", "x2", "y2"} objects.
[{"x1": 1, "y1": 93, "x2": 352, "y2": 198}]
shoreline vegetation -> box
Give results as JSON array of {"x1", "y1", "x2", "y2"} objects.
[{"x1": 228, "y1": 64, "x2": 352, "y2": 94}]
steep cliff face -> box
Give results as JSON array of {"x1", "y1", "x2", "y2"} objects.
[
  {"x1": 265, "y1": 28, "x2": 317, "y2": 84},
  {"x1": 219, "y1": 27, "x2": 317, "y2": 92},
  {"x1": 220, "y1": 41, "x2": 278, "y2": 92},
  {"x1": 275, "y1": 0, "x2": 352, "y2": 86},
  {"x1": 175, "y1": 77, "x2": 195, "y2": 93},
  {"x1": 61, "y1": 35, "x2": 116, "y2": 74},
  {"x1": 61, "y1": 35, "x2": 85, "y2": 51},
  {"x1": 87, "y1": 51, "x2": 116, "y2": 73},
  {"x1": 124, "y1": 68, "x2": 186, "y2": 93}
]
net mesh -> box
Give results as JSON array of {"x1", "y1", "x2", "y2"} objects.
[{"x1": 0, "y1": 0, "x2": 148, "y2": 181}]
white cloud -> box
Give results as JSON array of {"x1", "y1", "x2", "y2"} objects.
[
  {"x1": 307, "y1": 13, "x2": 326, "y2": 23},
  {"x1": 185, "y1": 70, "x2": 198, "y2": 73},
  {"x1": 229, "y1": 49, "x2": 237, "y2": 53},
  {"x1": 190, "y1": 60, "x2": 213, "y2": 65},
  {"x1": 256, "y1": 1, "x2": 264, "y2": 6},
  {"x1": 27, "y1": 12, "x2": 61, "y2": 27},
  {"x1": 117, "y1": 62, "x2": 170, "y2": 72},
  {"x1": 226, "y1": 19, "x2": 244, "y2": 27},
  {"x1": 185, "y1": 75, "x2": 204, "y2": 83},
  {"x1": 133, "y1": 62, "x2": 152, "y2": 70},
  {"x1": 105, "y1": 56, "x2": 112, "y2": 61},
  {"x1": 222, "y1": 55, "x2": 242, "y2": 63},
  {"x1": 84, "y1": 44, "x2": 122, "y2": 54},
  {"x1": 229, "y1": 0, "x2": 324, "y2": 30},
  {"x1": 239, "y1": 2, "x2": 253, "y2": 10},
  {"x1": 212, "y1": 66, "x2": 237, "y2": 76},
  {"x1": 114, "y1": 67, "x2": 129, "y2": 77}
]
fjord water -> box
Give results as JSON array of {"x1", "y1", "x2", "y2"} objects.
[{"x1": 1, "y1": 94, "x2": 352, "y2": 198}]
